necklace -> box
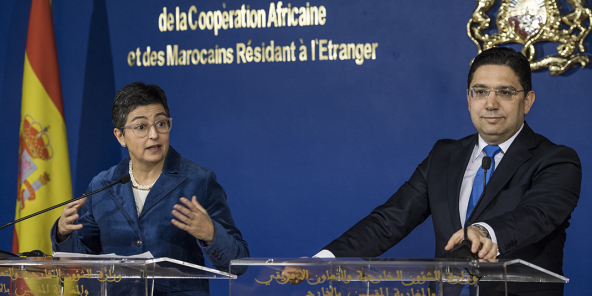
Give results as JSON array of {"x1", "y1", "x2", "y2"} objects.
[{"x1": 129, "y1": 160, "x2": 161, "y2": 190}]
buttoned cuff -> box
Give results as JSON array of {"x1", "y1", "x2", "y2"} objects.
[{"x1": 199, "y1": 220, "x2": 230, "y2": 262}]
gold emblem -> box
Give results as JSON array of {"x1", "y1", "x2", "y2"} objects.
[
  {"x1": 468, "y1": 0, "x2": 591, "y2": 75},
  {"x1": 21, "y1": 114, "x2": 53, "y2": 160},
  {"x1": 17, "y1": 114, "x2": 53, "y2": 211}
]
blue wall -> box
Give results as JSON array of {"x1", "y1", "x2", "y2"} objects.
[{"x1": 1, "y1": 0, "x2": 591, "y2": 294}]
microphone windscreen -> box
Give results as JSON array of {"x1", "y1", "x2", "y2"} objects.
[
  {"x1": 482, "y1": 156, "x2": 492, "y2": 170},
  {"x1": 119, "y1": 174, "x2": 131, "y2": 184}
]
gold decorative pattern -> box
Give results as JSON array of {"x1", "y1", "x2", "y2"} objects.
[{"x1": 468, "y1": 0, "x2": 591, "y2": 75}]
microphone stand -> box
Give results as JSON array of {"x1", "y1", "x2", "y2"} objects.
[
  {"x1": 446, "y1": 157, "x2": 491, "y2": 260},
  {"x1": 0, "y1": 174, "x2": 130, "y2": 259}
]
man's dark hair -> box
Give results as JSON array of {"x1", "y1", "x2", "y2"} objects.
[
  {"x1": 112, "y1": 82, "x2": 170, "y2": 134},
  {"x1": 467, "y1": 47, "x2": 532, "y2": 94}
]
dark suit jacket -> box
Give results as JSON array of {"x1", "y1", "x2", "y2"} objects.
[
  {"x1": 323, "y1": 123, "x2": 581, "y2": 295},
  {"x1": 51, "y1": 147, "x2": 249, "y2": 295}
]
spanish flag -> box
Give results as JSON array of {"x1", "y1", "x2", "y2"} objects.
[{"x1": 14, "y1": 0, "x2": 72, "y2": 255}]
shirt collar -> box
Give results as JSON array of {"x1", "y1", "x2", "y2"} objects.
[{"x1": 471, "y1": 123, "x2": 524, "y2": 162}]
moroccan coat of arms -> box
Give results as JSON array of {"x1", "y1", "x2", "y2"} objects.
[{"x1": 468, "y1": 0, "x2": 591, "y2": 74}]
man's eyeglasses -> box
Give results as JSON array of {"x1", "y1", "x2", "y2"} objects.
[
  {"x1": 469, "y1": 87, "x2": 524, "y2": 101},
  {"x1": 122, "y1": 118, "x2": 172, "y2": 138}
]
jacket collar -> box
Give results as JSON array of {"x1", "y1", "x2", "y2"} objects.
[
  {"x1": 102, "y1": 146, "x2": 187, "y2": 230},
  {"x1": 141, "y1": 146, "x2": 186, "y2": 215}
]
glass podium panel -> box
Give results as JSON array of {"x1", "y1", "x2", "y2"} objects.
[
  {"x1": 0, "y1": 256, "x2": 235, "y2": 296},
  {"x1": 149, "y1": 257, "x2": 235, "y2": 279},
  {"x1": 229, "y1": 258, "x2": 568, "y2": 296}
]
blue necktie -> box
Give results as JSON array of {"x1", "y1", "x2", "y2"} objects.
[
  {"x1": 461, "y1": 147, "x2": 501, "y2": 296},
  {"x1": 465, "y1": 145, "x2": 501, "y2": 222}
]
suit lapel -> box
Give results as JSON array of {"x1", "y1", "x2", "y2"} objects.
[
  {"x1": 141, "y1": 173, "x2": 186, "y2": 215},
  {"x1": 104, "y1": 158, "x2": 143, "y2": 236},
  {"x1": 141, "y1": 146, "x2": 186, "y2": 216},
  {"x1": 468, "y1": 123, "x2": 536, "y2": 223},
  {"x1": 104, "y1": 147, "x2": 187, "y2": 229},
  {"x1": 448, "y1": 135, "x2": 477, "y2": 230}
]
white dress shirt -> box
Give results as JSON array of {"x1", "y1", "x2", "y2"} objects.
[{"x1": 315, "y1": 124, "x2": 524, "y2": 258}]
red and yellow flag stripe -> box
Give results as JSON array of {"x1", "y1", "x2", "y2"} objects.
[{"x1": 14, "y1": 0, "x2": 72, "y2": 255}]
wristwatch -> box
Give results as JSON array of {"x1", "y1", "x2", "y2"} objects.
[{"x1": 470, "y1": 224, "x2": 491, "y2": 239}]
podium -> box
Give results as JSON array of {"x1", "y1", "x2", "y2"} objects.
[
  {"x1": 0, "y1": 256, "x2": 235, "y2": 296},
  {"x1": 229, "y1": 258, "x2": 568, "y2": 296}
]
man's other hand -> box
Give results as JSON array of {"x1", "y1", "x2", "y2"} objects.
[{"x1": 444, "y1": 227, "x2": 497, "y2": 259}]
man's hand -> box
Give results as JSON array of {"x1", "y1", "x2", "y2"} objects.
[
  {"x1": 57, "y1": 197, "x2": 87, "y2": 243},
  {"x1": 171, "y1": 196, "x2": 215, "y2": 244},
  {"x1": 444, "y1": 227, "x2": 497, "y2": 259}
]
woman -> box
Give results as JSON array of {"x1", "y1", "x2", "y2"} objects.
[{"x1": 51, "y1": 82, "x2": 249, "y2": 295}]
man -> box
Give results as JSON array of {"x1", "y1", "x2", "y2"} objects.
[{"x1": 316, "y1": 47, "x2": 581, "y2": 295}]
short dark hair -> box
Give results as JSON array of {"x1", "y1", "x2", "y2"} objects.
[
  {"x1": 467, "y1": 47, "x2": 532, "y2": 94},
  {"x1": 112, "y1": 82, "x2": 170, "y2": 134}
]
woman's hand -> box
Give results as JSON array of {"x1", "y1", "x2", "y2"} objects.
[
  {"x1": 171, "y1": 196, "x2": 215, "y2": 244},
  {"x1": 57, "y1": 198, "x2": 87, "y2": 243}
]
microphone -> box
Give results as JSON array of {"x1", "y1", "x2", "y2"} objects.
[
  {"x1": 0, "y1": 174, "x2": 130, "y2": 259},
  {"x1": 463, "y1": 156, "x2": 491, "y2": 238},
  {"x1": 446, "y1": 156, "x2": 491, "y2": 260},
  {"x1": 482, "y1": 156, "x2": 491, "y2": 171}
]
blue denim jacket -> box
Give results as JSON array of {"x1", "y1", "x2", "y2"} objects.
[{"x1": 51, "y1": 146, "x2": 249, "y2": 295}]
